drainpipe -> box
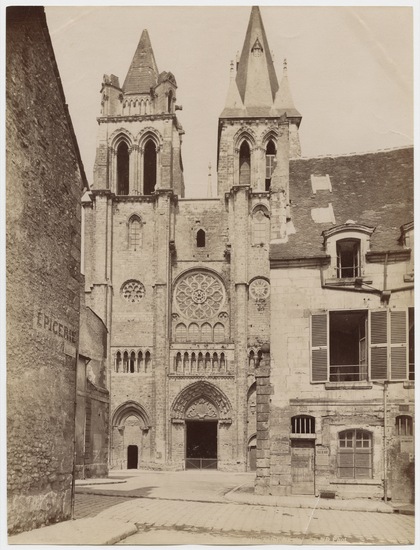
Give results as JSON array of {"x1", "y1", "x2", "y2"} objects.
[{"x1": 383, "y1": 380, "x2": 388, "y2": 502}]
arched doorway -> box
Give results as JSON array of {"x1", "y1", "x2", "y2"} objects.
[
  {"x1": 111, "y1": 401, "x2": 151, "y2": 470},
  {"x1": 127, "y1": 445, "x2": 138, "y2": 469},
  {"x1": 170, "y1": 381, "x2": 232, "y2": 470},
  {"x1": 185, "y1": 398, "x2": 218, "y2": 469}
]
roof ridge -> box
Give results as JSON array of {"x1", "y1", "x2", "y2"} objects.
[{"x1": 293, "y1": 144, "x2": 413, "y2": 161}]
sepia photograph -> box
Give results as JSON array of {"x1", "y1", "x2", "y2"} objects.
[{"x1": 4, "y1": 1, "x2": 416, "y2": 546}]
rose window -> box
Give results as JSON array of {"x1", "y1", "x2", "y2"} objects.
[
  {"x1": 175, "y1": 271, "x2": 225, "y2": 319},
  {"x1": 121, "y1": 280, "x2": 145, "y2": 303},
  {"x1": 249, "y1": 278, "x2": 270, "y2": 301}
]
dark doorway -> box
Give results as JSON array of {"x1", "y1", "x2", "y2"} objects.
[
  {"x1": 248, "y1": 445, "x2": 257, "y2": 471},
  {"x1": 127, "y1": 445, "x2": 138, "y2": 469},
  {"x1": 186, "y1": 421, "x2": 217, "y2": 469}
]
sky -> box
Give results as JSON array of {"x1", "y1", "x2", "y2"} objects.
[{"x1": 44, "y1": 4, "x2": 414, "y2": 197}]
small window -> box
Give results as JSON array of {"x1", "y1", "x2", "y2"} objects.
[
  {"x1": 239, "y1": 141, "x2": 251, "y2": 186},
  {"x1": 337, "y1": 429, "x2": 372, "y2": 479},
  {"x1": 265, "y1": 140, "x2": 276, "y2": 191},
  {"x1": 197, "y1": 229, "x2": 206, "y2": 248},
  {"x1": 129, "y1": 216, "x2": 142, "y2": 249},
  {"x1": 168, "y1": 89, "x2": 173, "y2": 113},
  {"x1": 396, "y1": 415, "x2": 413, "y2": 436},
  {"x1": 252, "y1": 207, "x2": 270, "y2": 245},
  {"x1": 115, "y1": 351, "x2": 122, "y2": 372},
  {"x1": 291, "y1": 415, "x2": 315, "y2": 434},
  {"x1": 336, "y1": 239, "x2": 360, "y2": 278}
]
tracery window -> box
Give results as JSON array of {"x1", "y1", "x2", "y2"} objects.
[
  {"x1": 214, "y1": 323, "x2": 225, "y2": 342},
  {"x1": 175, "y1": 323, "x2": 187, "y2": 342},
  {"x1": 201, "y1": 323, "x2": 212, "y2": 342},
  {"x1": 175, "y1": 271, "x2": 225, "y2": 320}
]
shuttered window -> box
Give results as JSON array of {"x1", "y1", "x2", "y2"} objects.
[
  {"x1": 369, "y1": 310, "x2": 388, "y2": 380},
  {"x1": 390, "y1": 310, "x2": 408, "y2": 380},
  {"x1": 337, "y1": 430, "x2": 372, "y2": 478},
  {"x1": 311, "y1": 313, "x2": 328, "y2": 382},
  {"x1": 311, "y1": 309, "x2": 410, "y2": 383}
]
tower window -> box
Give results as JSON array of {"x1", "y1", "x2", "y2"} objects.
[
  {"x1": 336, "y1": 239, "x2": 360, "y2": 278},
  {"x1": 239, "y1": 141, "x2": 251, "y2": 186},
  {"x1": 265, "y1": 140, "x2": 276, "y2": 191},
  {"x1": 196, "y1": 229, "x2": 206, "y2": 248},
  {"x1": 252, "y1": 207, "x2": 270, "y2": 244},
  {"x1": 129, "y1": 216, "x2": 142, "y2": 249},
  {"x1": 168, "y1": 90, "x2": 173, "y2": 113},
  {"x1": 117, "y1": 141, "x2": 129, "y2": 195},
  {"x1": 143, "y1": 140, "x2": 157, "y2": 195}
]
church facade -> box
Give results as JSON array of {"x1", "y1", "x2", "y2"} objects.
[
  {"x1": 83, "y1": 4, "x2": 414, "y2": 494},
  {"x1": 83, "y1": 7, "x2": 292, "y2": 471}
]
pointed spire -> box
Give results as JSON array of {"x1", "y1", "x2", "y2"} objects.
[
  {"x1": 271, "y1": 58, "x2": 301, "y2": 118},
  {"x1": 122, "y1": 29, "x2": 158, "y2": 95},
  {"x1": 235, "y1": 6, "x2": 279, "y2": 115},
  {"x1": 220, "y1": 60, "x2": 246, "y2": 117}
]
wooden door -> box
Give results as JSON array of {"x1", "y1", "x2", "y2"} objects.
[{"x1": 291, "y1": 440, "x2": 315, "y2": 494}]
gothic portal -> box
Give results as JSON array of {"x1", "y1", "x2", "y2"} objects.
[{"x1": 83, "y1": 6, "x2": 301, "y2": 470}]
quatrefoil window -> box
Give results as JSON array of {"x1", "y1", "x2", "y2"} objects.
[
  {"x1": 121, "y1": 280, "x2": 145, "y2": 303},
  {"x1": 175, "y1": 271, "x2": 225, "y2": 319}
]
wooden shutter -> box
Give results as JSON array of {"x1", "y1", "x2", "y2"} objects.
[
  {"x1": 311, "y1": 313, "x2": 328, "y2": 382},
  {"x1": 369, "y1": 309, "x2": 388, "y2": 380},
  {"x1": 390, "y1": 310, "x2": 408, "y2": 380}
]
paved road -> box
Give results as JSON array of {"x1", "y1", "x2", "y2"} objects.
[
  {"x1": 74, "y1": 470, "x2": 414, "y2": 545},
  {"x1": 97, "y1": 497, "x2": 413, "y2": 545}
]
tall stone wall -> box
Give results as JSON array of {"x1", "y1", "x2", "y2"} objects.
[{"x1": 6, "y1": 7, "x2": 84, "y2": 533}]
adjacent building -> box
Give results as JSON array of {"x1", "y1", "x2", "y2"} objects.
[{"x1": 6, "y1": 6, "x2": 109, "y2": 534}]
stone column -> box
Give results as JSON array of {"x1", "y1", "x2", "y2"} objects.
[
  {"x1": 152, "y1": 189, "x2": 173, "y2": 464},
  {"x1": 255, "y1": 345, "x2": 271, "y2": 494}
]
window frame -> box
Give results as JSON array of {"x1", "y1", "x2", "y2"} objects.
[
  {"x1": 310, "y1": 308, "x2": 410, "y2": 383},
  {"x1": 337, "y1": 429, "x2": 373, "y2": 479}
]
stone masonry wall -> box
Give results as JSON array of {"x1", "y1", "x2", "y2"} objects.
[{"x1": 6, "y1": 7, "x2": 84, "y2": 533}]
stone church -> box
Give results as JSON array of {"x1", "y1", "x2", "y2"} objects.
[
  {"x1": 83, "y1": 6, "x2": 290, "y2": 471},
  {"x1": 83, "y1": 3, "x2": 414, "y2": 493}
]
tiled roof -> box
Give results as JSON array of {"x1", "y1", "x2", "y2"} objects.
[{"x1": 271, "y1": 147, "x2": 414, "y2": 260}]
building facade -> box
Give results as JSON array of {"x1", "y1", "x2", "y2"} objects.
[
  {"x1": 256, "y1": 149, "x2": 414, "y2": 501},
  {"x1": 83, "y1": 4, "x2": 414, "y2": 498},
  {"x1": 83, "y1": 7, "x2": 299, "y2": 471},
  {"x1": 6, "y1": 7, "x2": 86, "y2": 533}
]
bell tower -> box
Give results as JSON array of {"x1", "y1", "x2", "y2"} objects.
[
  {"x1": 217, "y1": 6, "x2": 302, "y2": 197},
  {"x1": 92, "y1": 29, "x2": 185, "y2": 197}
]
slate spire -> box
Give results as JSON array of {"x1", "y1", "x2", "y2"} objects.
[
  {"x1": 235, "y1": 6, "x2": 279, "y2": 115},
  {"x1": 122, "y1": 29, "x2": 159, "y2": 95}
]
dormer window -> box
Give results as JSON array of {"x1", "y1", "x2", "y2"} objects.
[
  {"x1": 322, "y1": 222, "x2": 374, "y2": 282},
  {"x1": 336, "y1": 239, "x2": 360, "y2": 278}
]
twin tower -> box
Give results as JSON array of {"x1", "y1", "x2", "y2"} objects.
[{"x1": 83, "y1": 6, "x2": 303, "y2": 471}]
